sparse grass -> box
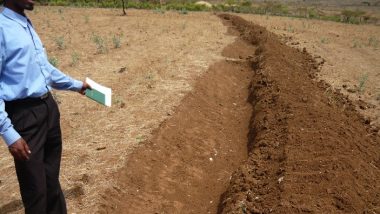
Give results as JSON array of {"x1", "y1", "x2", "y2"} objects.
[
  {"x1": 320, "y1": 37, "x2": 328, "y2": 44},
  {"x1": 112, "y1": 34, "x2": 121, "y2": 49},
  {"x1": 70, "y1": 52, "x2": 80, "y2": 67},
  {"x1": 287, "y1": 25, "x2": 294, "y2": 33},
  {"x1": 135, "y1": 135, "x2": 145, "y2": 143},
  {"x1": 84, "y1": 14, "x2": 89, "y2": 24},
  {"x1": 181, "y1": 22, "x2": 187, "y2": 30},
  {"x1": 368, "y1": 36, "x2": 379, "y2": 49},
  {"x1": 55, "y1": 36, "x2": 65, "y2": 50},
  {"x1": 91, "y1": 34, "x2": 108, "y2": 54},
  {"x1": 358, "y1": 73, "x2": 369, "y2": 93},
  {"x1": 153, "y1": 7, "x2": 165, "y2": 14},
  {"x1": 352, "y1": 39, "x2": 362, "y2": 48},
  {"x1": 48, "y1": 56, "x2": 59, "y2": 67}
]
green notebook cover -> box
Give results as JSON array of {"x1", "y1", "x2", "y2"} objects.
[{"x1": 85, "y1": 89, "x2": 106, "y2": 105}]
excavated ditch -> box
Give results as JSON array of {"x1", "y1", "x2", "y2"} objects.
[{"x1": 103, "y1": 14, "x2": 380, "y2": 213}]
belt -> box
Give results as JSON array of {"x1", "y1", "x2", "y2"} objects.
[{"x1": 5, "y1": 92, "x2": 51, "y2": 108}]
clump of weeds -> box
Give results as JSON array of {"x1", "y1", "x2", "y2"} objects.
[
  {"x1": 92, "y1": 34, "x2": 108, "y2": 54},
  {"x1": 84, "y1": 15, "x2": 89, "y2": 24},
  {"x1": 48, "y1": 56, "x2": 59, "y2": 67},
  {"x1": 368, "y1": 36, "x2": 379, "y2": 49},
  {"x1": 320, "y1": 37, "x2": 329, "y2": 44},
  {"x1": 358, "y1": 73, "x2": 369, "y2": 93},
  {"x1": 70, "y1": 52, "x2": 80, "y2": 67},
  {"x1": 55, "y1": 36, "x2": 65, "y2": 50},
  {"x1": 112, "y1": 34, "x2": 122, "y2": 49}
]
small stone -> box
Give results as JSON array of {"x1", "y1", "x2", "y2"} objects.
[
  {"x1": 96, "y1": 147, "x2": 106, "y2": 151},
  {"x1": 278, "y1": 176, "x2": 284, "y2": 183},
  {"x1": 302, "y1": 97, "x2": 308, "y2": 103},
  {"x1": 209, "y1": 157, "x2": 213, "y2": 162}
]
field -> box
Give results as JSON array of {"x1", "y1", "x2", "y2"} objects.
[{"x1": 0, "y1": 6, "x2": 379, "y2": 214}]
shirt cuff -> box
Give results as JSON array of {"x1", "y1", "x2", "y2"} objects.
[
  {"x1": 72, "y1": 79, "x2": 84, "y2": 91},
  {"x1": 2, "y1": 127, "x2": 21, "y2": 146}
]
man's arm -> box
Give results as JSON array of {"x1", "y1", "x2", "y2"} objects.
[
  {"x1": 46, "y1": 60, "x2": 90, "y2": 94},
  {"x1": 0, "y1": 28, "x2": 30, "y2": 160}
]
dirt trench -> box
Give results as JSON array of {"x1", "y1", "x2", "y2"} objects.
[
  {"x1": 101, "y1": 22, "x2": 256, "y2": 213},
  {"x1": 103, "y1": 14, "x2": 380, "y2": 213}
]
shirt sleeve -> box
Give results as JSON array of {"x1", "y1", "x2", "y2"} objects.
[
  {"x1": 0, "y1": 28, "x2": 21, "y2": 146},
  {"x1": 46, "y1": 59, "x2": 83, "y2": 91}
]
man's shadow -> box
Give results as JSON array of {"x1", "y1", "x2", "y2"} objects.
[{"x1": 0, "y1": 185, "x2": 84, "y2": 214}]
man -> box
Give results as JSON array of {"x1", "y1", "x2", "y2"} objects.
[{"x1": 0, "y1": 0, "x2": 91, "y2": 213}]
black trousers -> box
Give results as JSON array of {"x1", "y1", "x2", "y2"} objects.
[{"x1": 5, "y1": 93, "x2": 67, "y2": 214}]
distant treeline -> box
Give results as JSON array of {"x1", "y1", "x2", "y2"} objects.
[{"x1": 1, "y1": 0, "x2": 378, "y2": 25}]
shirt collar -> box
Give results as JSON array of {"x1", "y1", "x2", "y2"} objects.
[{"x1": 2, "y1": 7, "x2": 29, "y2": 28}]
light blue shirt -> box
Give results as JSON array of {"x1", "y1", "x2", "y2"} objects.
[{"x1": 0, "y1": 7, "x2": 83, "y2": 146}]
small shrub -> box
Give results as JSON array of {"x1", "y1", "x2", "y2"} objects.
[
  {"x1": 92, "y1": 34, "x2": 107, "y2": 54},
  {"x1": 112, "y1": 35, "x2": 121, "y2": 49},
  {"x1": 358, "y1": 73, "x2": 369, "y2": 93},
  {"x1": 84, "y1": 15, "x2": 89, "y2": 24},
  {"x1": 70, "y1": 52, "x2": 79, "y2": 67},
  {"x1": 320, "y1": 37, "x2": 328, "y2": 44},
  {"x1": 55, "y1": 36, "x2": 65, "y2": 50},
  {"x1": 341, "y1": 9, "x2": 366, "y2": 24},
  {"x1": 48, "y1": 56, "x2": 59, "y2": 67},
  {"x1": 368, "y1": 36, "x2": 379, "y2": 48},
  {"x1": 179, "y1": 8, "x2": 188, "y2": 15},
  {"x1": 352, "y1": 39, "x2": 362, "y2": 48}
]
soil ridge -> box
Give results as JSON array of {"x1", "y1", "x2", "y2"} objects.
[{"x1": 217, "y1": 14, "x2": 380, "y2": 213}]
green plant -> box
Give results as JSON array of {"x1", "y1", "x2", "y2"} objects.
[
  {"x1": 179, "y1": 8, "x2": 188, "y2": 15},
  {"x1": 48, "y1": 56, "x2": 59, "y2": 67},
  {"x1": 352, "y1": 39, "x2": 362, "y2": 48},
  {"x1": 239, "y1": 201, "x2": 247, "y2": 214},
  {"x1": 92, "y1": 34, "x2": 107, "y2": 54},
  {"x1": 368, "y1": 36, "x2": 379, "y2": 48},
  {"x1": 358, "y1": 73, "x2": 369, "y2": 93},
  {"x1": 287, "y1": 25, "x2": 294, "y2": 33},
  {"x1": 320, "y1": 37, "x2": 328, "y2": 44},
  {"x1": 84, "y1": 15, "x2": 89, "y2": 24},
  {"x1": 341, "y1": 9, "x2": 366, "y2": 24},
  {"x1": 55, "y1": 36, "x2": 65, "y2": 50},
  {"x1": 136, "y1": 135, "x2": 145, "y2": 143},
  {"x1": 112, "y1": 35, "x2": 121, "y2": 48},
  {"x1": 70, "y1": 52, "x2": 79, "y2": 67}
]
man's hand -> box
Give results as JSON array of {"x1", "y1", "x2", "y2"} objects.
[
  {"x1": 79, "y1": 81, "x2": 91, "y2": 95},
  {"x1": 8, "y1": 138, "x2": 31, "y2": 161}
]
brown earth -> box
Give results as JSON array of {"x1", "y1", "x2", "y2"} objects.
[
  {"x1": 108, "y1": 15, "x2": 380, "y2": 213},
  {"x1": 105, "y1": 14, "x2": 380, "y2": 213}
]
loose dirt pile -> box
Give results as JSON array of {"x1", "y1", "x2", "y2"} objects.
[{"x1": 218, "y1": 14, "x2": 380, "y2": 213}]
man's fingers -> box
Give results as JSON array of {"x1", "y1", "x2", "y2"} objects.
[
  {"x1": 23, "y1": 143, "x2": 31, "y2": 159},
  {"x1": 20, "y1": 148, "x2": 29, "y2": 160}
]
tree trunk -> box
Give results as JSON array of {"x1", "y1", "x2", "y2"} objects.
[{"x1": 121, "y1": 0, "x2": 127, "y2": 15}]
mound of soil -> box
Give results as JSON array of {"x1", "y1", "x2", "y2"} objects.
[{"x1": 218, "y1": 14, "x2": 380, "y2": 213}]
